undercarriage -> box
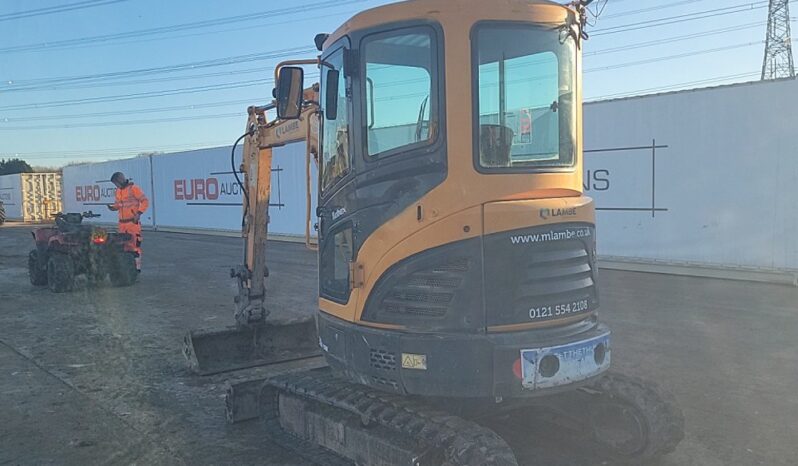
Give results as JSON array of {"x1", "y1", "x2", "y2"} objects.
[{"x1": 225, "y1": 367, "x2": 684, "y2": 465}]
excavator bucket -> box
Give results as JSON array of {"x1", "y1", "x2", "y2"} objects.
[{"x1": 183, "y1": 317, "x2": 320, "y2": 376}]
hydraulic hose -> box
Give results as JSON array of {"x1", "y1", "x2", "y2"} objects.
[{"x1": 231, "y1": 132, "x2": 250, "y2": 208}]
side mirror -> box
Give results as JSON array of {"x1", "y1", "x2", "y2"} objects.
[
  {"x1": 325, "y1": 69, "x2": 340, "y2": 121},
  {"x1": 276, "y1": 66, "x2": 305, "y2": 120}
]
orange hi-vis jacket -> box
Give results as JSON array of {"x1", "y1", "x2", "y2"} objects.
[{"x1": 113, "y1": 183, "x2": 149, "y2": 223}]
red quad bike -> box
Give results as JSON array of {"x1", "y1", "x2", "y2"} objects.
[{"x1": 28, "y1": 211, "x2": 139, "y2": 293}]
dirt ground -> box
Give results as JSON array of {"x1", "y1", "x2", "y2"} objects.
[{"x1": 1, "y1": 223, "x2": 796, "y2": 465}]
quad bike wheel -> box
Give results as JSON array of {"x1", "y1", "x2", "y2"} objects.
[
  {"x1": 28, "y1": 250, "x2": 48, "y2": 286},
  {"x1": 109, "y1": 252, "x2": 138, "y2": 287},
  {"x1": 47, "y1": 253, "x2": 75, "y2": 293}
]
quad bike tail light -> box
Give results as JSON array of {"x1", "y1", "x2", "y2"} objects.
[{"x1": 91, "y1": 229, "x2": 108, "y2": 245}]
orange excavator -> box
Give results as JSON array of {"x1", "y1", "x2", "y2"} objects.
[{"x1": 184, "y1": 1, "x2": 684, "y2": 464}]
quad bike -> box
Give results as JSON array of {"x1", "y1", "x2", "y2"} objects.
[{"x1": 28, "y1": 211, "x2": 139, "y2": 293}]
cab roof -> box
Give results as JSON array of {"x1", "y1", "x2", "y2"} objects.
[{"x1": 324, "y1": 0, "x2": 572, "y2": 49}]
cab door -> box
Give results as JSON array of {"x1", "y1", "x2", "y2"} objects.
[{"x1": 318, "y1": 39, "x2": 356, "y2": 306}]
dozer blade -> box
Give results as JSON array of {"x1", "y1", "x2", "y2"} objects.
[{"x1": 183, "y1": 317, "x2": 321, "y2": 376}]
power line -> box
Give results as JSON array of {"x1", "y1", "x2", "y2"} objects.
[
  {"x1": 0, "y1": 98, "x2": 260, "y2": 122},
  {"x1": 3, "y1": 8, "x2": 361, "y2": 56},
  {"x1": 0, "y1": 80, "x2": 267, "y2": 111},
  {"x1": 0, "y1": 112, "x2": 246, "y2": 131},
  {"x1": 601, "y1": 0, "x2": 710, "y2": 19},
  {"x1": 1, "y1": 46, "x2": 315, "y2": 90},
  {"x1": 586, "y1": 22, "x2": 765, "y2": 56},
  {"x1": 3, "y1": 141, "x2": 232, "y2": 159},
  {"x1": 0, "y1": 0, "x2": 367, "y2": 55},
  {"x1": 592, "y1": 1, "x2": 769, "y2": 36},
  {"x1": 0, "y1": 66, "x2": 276, "y2": 93},
  {"x1": 0, "y1": 0, "x2": 128, "y2": 22},
  {"x1": 586, "y1": 41, "x2": 764, "y2": 73},
  {"x1": 0, "y1": 71, "x2": 320, "y2": 113}
]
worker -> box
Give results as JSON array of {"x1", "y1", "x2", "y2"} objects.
[{"x1": 107, "y1": 172, "x2": 149, "y2": 272}]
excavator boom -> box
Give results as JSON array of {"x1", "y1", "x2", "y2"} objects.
[{"x1": 183, "y1": 86, "x2": 321, "y2": 376}]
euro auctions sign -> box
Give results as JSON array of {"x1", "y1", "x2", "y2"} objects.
[
  {"x1": 75, "y1": 184, "x2": 116, "y2": 203},
  {"x1": 173, "y1": 178, "x2": 243, "y2": 201}
]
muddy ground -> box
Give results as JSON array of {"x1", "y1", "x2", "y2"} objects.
[{"x1": 1, "y1": 223, "x2": 796, "y2": 465}]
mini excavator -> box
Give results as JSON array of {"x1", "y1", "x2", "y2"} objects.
[{"x1": 183, "y1": 1, "x2": 685, "y2": 464}]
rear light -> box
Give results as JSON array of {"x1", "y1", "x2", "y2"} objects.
[
  {"x1": 512, "y1": 358, "x2": 523, "y2": 380},
  {"x1": 90, "y1": 229, "x2": 108, "y2": 245}
]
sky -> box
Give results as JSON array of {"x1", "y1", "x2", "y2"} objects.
[{"x1": 0, "y1": 0, "x2": 794, "y2": 167}]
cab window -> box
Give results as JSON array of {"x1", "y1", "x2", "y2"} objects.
[
  {"x1": 474, "y1": 24, "x2": 576, "y2": 170},
  {"x1": 363, "y1": 27, "x2": 437, "y2": 157},
  {"x1": 320, "y1": 226, "x2": 353, "y2": 302},
  {"x1": 320, "y1": 47, "x2": 350, "y2": 192}
]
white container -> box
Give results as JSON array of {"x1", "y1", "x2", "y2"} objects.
[{"x1": 0, "y1": 172, "x2": 62, "y2": 222}]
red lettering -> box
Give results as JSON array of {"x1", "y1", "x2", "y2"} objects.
[
  {"x1": 194, "y1": 179, "x2": 205, "y2": 200},
  {"x1": 206, "y1": 178, "x2": 219, "y2": 200},
  {"x1": 185, "y1": 179, "x2": 194, "y2": 200},
  {"x1": 76, "y1": 186, "x2": 83, "y2": 202},
  {"x1": 92, "y1": 185, "x2": 100, "y2": 201},
  {"x1": 174, "y1": 180, "x2": 185, "y2": 200}
]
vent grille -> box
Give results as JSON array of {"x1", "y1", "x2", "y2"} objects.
[
  {"x1": 380, "y1": 257, "x2": 470, "y2": 319},
  {"x1": 369, "y1": 349, "x2": 397, "y2": 371},
  {"x1": 517, "y1": 242, "x2": 594, "y2": 302}
]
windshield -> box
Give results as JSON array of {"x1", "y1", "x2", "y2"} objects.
[{"x1": 474, "y1": 23, "x2": 576, "y2": 170}]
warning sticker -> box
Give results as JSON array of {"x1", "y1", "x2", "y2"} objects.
[{"x1": 401, "y1": 353, "x2": 428, "y2": 370}]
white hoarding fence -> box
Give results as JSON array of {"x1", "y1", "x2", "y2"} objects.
[
  {"x1": 62, "y1": 157, "x2": 154, "y2": 227},
  {"x1": 151, "y1": 146, "x2": 245, "y2": 232},
  {"x1": 584, "y1": 78, "x2": 798, "y2": 272},
  {"x1": 60, "y1": 144, "x2": 316, "y2": 238},
  {"x1": 150, "y1": 142, "x2": 316, "y2": 237}
]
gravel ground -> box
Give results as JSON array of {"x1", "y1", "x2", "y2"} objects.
[{"x1": 1, "y1": 223, "x2": 796, "y2": 465}]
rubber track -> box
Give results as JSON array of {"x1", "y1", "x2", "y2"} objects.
[
  {"x1": 260, "y1": 385, "x2": 354, "y2": 466},
  {"x1": 262, "y1": 369, "x2": 518, "y2": 466},
  {"x1": 589, "y1": 371, "x2": 685, "y2": 462}
]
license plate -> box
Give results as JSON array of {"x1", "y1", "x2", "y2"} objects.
[{"x1": 520, "y1": 332, "x2": 610, "y2": 390}]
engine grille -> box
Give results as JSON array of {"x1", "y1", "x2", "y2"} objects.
[{"x1": 484, "y1": 224, "x2": 598, "y2": 327}]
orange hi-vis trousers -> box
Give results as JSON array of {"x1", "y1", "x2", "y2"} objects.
[{"x1": 118, "y1": 220, "x2": 142, "y2": 271}]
